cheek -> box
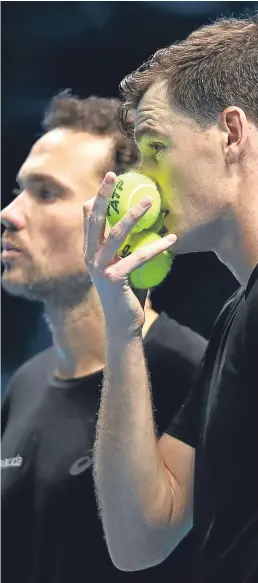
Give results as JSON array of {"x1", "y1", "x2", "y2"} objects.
[
  {"x1": 168, "y1": 147, "x2": 212, "y2": 199},
  {"x1": 40, "y1": 216, "x2": 85, "y2": 261}
]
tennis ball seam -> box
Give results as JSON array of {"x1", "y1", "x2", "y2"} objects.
[{"x1": 127, "y1": 183, "x2": 158, "y2": 209}]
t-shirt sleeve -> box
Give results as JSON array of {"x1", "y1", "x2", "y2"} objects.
[
  {"x1": 243, "y1": 267, "x2": 258, "y2": 370},
  {"x1": 1, "y1": 376, "x2": 15, "y2": 436},
  {"x1": 165, "y1": 366, "x2": 205, "y2": 448},
  {"x1": 144, "y1": 312, "x2": 207, "y2": 437},
  {"x1": 144, "y1": 312, "x2": 207, "y2": 374},
  {"x1": 1, "y1": 363, "x2": 32, "y2": 436},
  {"x1": 166, "y1": 270, "x2": 258, "y2": 449}
]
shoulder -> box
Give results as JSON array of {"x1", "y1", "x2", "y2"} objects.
[
  {"x1": 242, "y1": 264, "x2": 258, "y2": 360},
  {"x1": 214, "y1": 265, "x2": 257, "y2": 353},
  {"x1": 3, "y1": 347, "x2": 55, "y2": 405},
  {"x1": 144, "y1": 311, "x2": 207, "y2": 367}
]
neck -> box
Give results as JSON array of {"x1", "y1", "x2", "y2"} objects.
[
  {"x1": 216, "y1": 178, "x2": 258, "y2": 286},
  {"x1": 175, "y1": 185, "x2": 258, "y2": 288},
  {"x1": 45, "y1": 286, "x2": 105, "y2": 380}
]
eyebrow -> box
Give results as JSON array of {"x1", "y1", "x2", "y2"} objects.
[
  {"x1": 16, "y1": 172, "x2": 72, "y2": 194},
  {"x1": 134, "y1": 127, "x2": 170, "y2": 144}
]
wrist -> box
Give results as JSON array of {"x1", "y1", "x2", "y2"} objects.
[{"x1": 105, "y1": 313, "x2": 143, "y2": 343}]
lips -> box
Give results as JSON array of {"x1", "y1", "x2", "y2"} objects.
[
  {"x1": 2, "y1": 243, "x2": 22, "y2": 252},
  {"x1": 1, "y1": 241, "x2": 25, "y2": 261}
]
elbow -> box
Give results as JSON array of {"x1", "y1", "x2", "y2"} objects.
[
  {"x1": 107, "y1": 514, "x2": 193, "y2": 572},
  {"x1": 110, "y1": 552, "x2": 165, "y2": 573},
  {"x1": 106, "y1": 526, "x2": 176, "y2": 573}
]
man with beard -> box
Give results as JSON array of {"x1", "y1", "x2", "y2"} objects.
[{"x1": 1, "y1": 92, "x2": 206, "y2": 583}]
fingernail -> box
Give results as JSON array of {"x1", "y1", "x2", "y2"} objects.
[
  {"x1": 141, "y1": 196, "x2": 152, "y2": 208},
  {"x1": 104, "y1": 173, "x2": 115, "y2": 185},
  {"x1": 168, "y1": 234, "x2": 177, "y2": 243}
]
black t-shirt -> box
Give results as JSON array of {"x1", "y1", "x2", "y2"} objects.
[
  {"x1": 167, "y1": 264, "x2": 258, "y2": 583},
  {"x1": 1, "y1": 313, "x2": 206, "y2": 583}
]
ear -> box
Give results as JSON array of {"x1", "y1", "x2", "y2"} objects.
[{"x1": 219, "y1": 107, "x2": 248, "y2": 164}]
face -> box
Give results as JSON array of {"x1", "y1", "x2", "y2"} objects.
[
  {"x1": 136, "y1": 82, "x2": 234, "y2": 252},
  {"x1": 1, "y1": 129, "x2": 114, "y2": 306}
]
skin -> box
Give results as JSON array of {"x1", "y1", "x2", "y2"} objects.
[
  {"x1": 1, "y1": 128, "x2": 157, "y2": 379},
  {"x1": 137, "y1": 82, "x2": 258, "y2": 276},
  {"x1": 86, "y1": 81, "x2": 258, "y2": 570}
]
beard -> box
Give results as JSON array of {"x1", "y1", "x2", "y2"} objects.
[{"x1": 2, "y1": 262, "x2": 93, "y2": 309}]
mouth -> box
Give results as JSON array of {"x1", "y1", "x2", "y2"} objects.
[{"x1": 1, "y1": 242, "x2": 24, "y2": 260}]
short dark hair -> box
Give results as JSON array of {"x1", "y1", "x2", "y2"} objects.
[
  {"x1": 42, "y1": 91, "x2": 139, "y2": 174},
  {"x1": 119, "y1": 15, "x2": 258, "y2": 136}
]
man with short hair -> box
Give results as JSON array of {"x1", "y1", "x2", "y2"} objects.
[
  {"x1": 1, "y1": 93, "x2": 206, "y2": 583},
  {"x1": 85, "y1": 16, "x2": 258, "y2": 583}
]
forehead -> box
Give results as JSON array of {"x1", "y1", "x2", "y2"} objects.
[
  {"x1": 21, "y1": 129, "x2": 113, "y2": 185},
  {"x1": 135, "y1": 81, "x2": 173, "y2": 141},
  {"x1": 135, "y1": 81, "x2": 206, "y2": 149}
]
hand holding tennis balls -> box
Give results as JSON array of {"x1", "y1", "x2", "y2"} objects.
[
  {"x1": 107, "y1": 172, "x2": 173, "y2": 289},
  {"x1": 84, "y1": 171, "x2": 177, "y2": 333}
]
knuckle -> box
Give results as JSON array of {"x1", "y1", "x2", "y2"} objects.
[
  {"x1": 98, "y1": 182, "x2": 112, "y2": 198},
  {"x1": 137, "y1": 248, "x2": 148, "y2": 263},
  {"x1": 104, "y1": 268, "x2": 117, "y2": 283},
  {"x1": 84, "y1": 255, "x2": 102, "y2": 276},
  {"x1": 97, "y1": 187, "x2": 106, "y2": 198},
  {"x1": 109, "y1": 227, "x2": 122, "y2": 242},
  {"x1": 128, "y1": 208, "x2": 139, "y2": 221},
  {"x1": 88, "y1": 212, "x2": 99, "y2": 226}
]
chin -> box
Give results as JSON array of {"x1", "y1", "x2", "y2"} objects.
[
  {"x1": 1, "y1": 264, "x2": 38, "y2": 298},
  {"x1": 2, "y1": 275, "x2": 35, "y2": 300}
]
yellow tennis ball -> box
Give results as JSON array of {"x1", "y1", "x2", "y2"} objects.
[
  {"x1": 107, "y1": 172, "x2": 161, "y2": 234},
  {"x1": 118, "y1": 231, "x2": 173, "y2": 290},
  {"x1": 151, "y1": 211, "x2": 165, "y2": 234}
]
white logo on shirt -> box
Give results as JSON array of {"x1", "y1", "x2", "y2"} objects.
[
  {"x1": 69, "y1": 455, "x2": 92, "y2": 476},
  {"x1": 1, "y1": 454, "x2": 23, "y2": 469}
]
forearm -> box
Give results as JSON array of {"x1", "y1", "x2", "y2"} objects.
[{"x1": 93, "y1": 327, "x2": 174, "y2": 570}]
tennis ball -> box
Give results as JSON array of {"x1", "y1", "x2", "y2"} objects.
[
  {"x1": 151, "y1": 211, "x2": 165, "y2": 234},
  {"x1": 118, "y1": 231, "x2": 173, "y2": 290},
  {"x1": 107, "y1": 172, "x2": 161, "y2": 234}
]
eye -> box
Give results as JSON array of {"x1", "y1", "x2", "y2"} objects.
[
  {"x1": 37, "y1": 187, "x2": 56, "y2": 201},
  {"x1": 139, "y1": 137, "x2": 167, "y2": 162},
  {"x1": 149, "y1": 142, "x2": 165, "y2": 152},
  {"x1": 149, "y1": 142, "x2": 166, "y2": 161}
]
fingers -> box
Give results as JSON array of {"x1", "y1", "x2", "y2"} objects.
[
  {"x1": 97, "y1": 196, "x2": 153, "y2": 269},
  {"x1": 104, "y1": 233, "x2": 177, "y2": 279},
  {"x1": 83, "y1": 172, "x2": 116, "y2": 259},
  {"x1": 83, "y1": 171, "x2": 177, "y2": 292}
]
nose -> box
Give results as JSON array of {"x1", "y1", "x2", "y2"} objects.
[{"x1": 1, "y1": 198, "x2": 26, "y2": 232}]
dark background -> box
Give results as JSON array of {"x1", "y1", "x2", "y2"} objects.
[{"x1": 2, "y1": 1, "x2": 256, "y2": 392}]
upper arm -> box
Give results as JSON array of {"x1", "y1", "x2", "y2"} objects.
[
  {"x1": 158, "y1": 433, "x2": 195, "y2": 542},
  {"x1": 1, "y1": 367, "x2": 26, "y2": 436},
  {"x1": 157, "y1": 358, "x2": 205, "y2": 542}
]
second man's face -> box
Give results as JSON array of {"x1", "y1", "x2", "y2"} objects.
[{"x1": 1, "y1": 128, "x2": 114, "y2": 306}]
